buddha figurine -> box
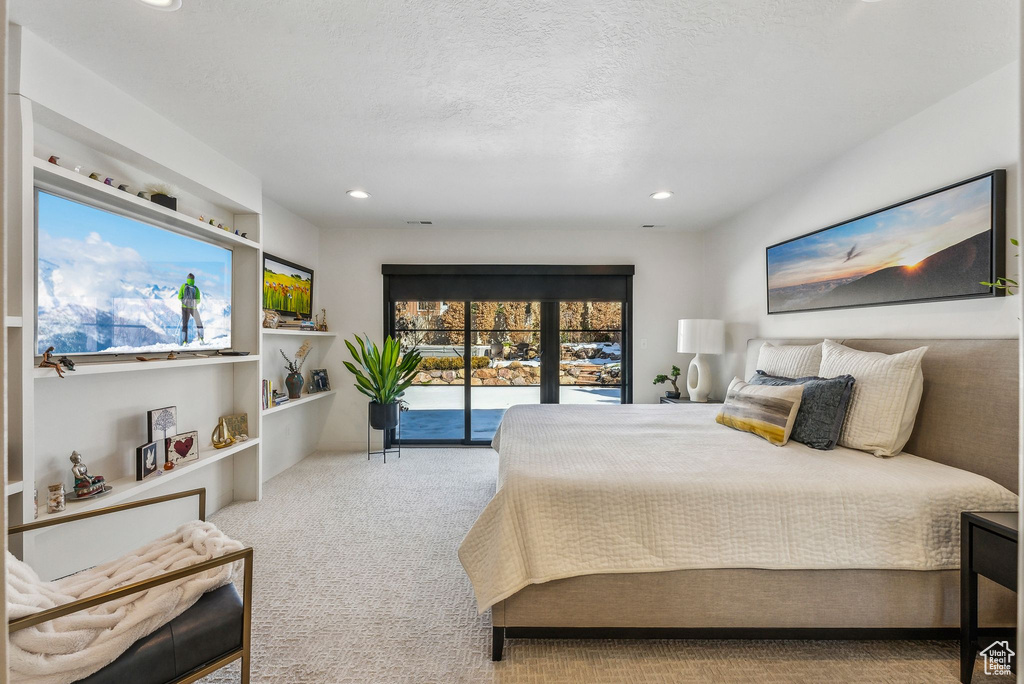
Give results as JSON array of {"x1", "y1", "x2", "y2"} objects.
[{"x1": 70, "y1": 451, "x2": 106, "y2": 498}]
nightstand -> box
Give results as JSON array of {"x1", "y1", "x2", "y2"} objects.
[
  {"x1": 961, "y1": 511, "x2": 1018, "y2": 683},
  {"x1": 659, "y1": 396, "x2": 722, "y2": 405}
]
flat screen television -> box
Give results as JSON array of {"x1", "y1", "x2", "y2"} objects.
[
  {"x1": 262, "y1": 253, "x2": 313, "y2": 318},
  {"x1": 36, "y1": 190, "x2": 233, "y2": 355}
]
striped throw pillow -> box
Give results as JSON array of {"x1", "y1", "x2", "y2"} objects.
[{"x1": 716, "y1": 377, "x2": 804, "y2": 446}]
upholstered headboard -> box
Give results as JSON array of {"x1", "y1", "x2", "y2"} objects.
[{"x1": 745, "y1": 338, "x2": 1019, "y2": 493}]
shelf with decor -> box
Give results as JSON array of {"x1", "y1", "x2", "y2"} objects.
[
  {"x1": 4, "y1": 90, "x2": 268, "y2": 582},
  {"x1": 32, "y1": 159, "x2": 259, "y2": 249},
  {"x1": 261, "y1": 329, "x2": 337, "y2": 337},
  {"x1": 34, "y1": 438, "x2": 261, "y2": 522},
  {"x1": 263, "y1": 390, "x2": 336, "y2": 416},
  {"x1": 33, "y1": 354, "x2": 259, "y2": 379}
]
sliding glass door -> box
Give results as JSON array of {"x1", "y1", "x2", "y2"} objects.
[{"x1": 384, "y1": 265, "x2": 634, "y2": 445}]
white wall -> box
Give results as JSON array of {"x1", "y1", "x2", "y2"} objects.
[
  {"x1": 259, "y1": 197, "x2": 331, "y2": 479},
  {"x1": 701, "y1": 63, "x2": 1021, "y2": 396},
  {"x1": 316, "y1": 227, "x2": 704, "y2": 450}
]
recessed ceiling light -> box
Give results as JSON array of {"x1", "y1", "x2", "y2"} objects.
[
  {"x1": 650, "y1": 191, "x2": 673, "y2": 200},
  {"x1": 347, "y1": 190, "x2": 371, "y2": 199},
  {"x1": 136, "y1": 0, "x2": 182, "y2": 10}
]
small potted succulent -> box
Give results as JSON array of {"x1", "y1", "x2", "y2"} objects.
[
  {"x1": 281, "y1": 341, "x2": 311, "y2": 399},
  {"x1": 343, "y1": 335, "x2": 423, "y2": 430},
  {"x1": 653, "y1": 365, "x2": 683, "y2": 399}
]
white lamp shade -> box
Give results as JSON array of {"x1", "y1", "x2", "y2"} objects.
[{"x1": 676, "y1": 319, "x2": 725, "y2": 355}]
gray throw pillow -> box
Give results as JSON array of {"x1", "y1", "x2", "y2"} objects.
[{"x1": 749, "y1": 371, "x2": 855, "y2": 450}]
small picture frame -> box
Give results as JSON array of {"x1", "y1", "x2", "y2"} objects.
[
  {"x1": 148, "y1": 406, "x2": 177, "y2": 444},
  {"x1": 165, "y1": 431, "x2": 199, "y2": 467},
  {"x1": 310, "y1": 368, "x2": 331, "y2": 393},
  {"x1": 136, "y1": 441, "x2": 159, "y2": 481}
]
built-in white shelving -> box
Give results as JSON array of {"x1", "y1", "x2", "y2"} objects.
[
  {"x1": 5, "y1": 480, "x2": 25, "y2": 497},
  {"x1": 5, "y1": 316, "x2": 23, "y2": 328},
  {"x1": 263, "y1": 390, "x2": 336, "y2": 415},
  {"x1": 262, "y1": 329, "x2": 337, "y2": 337},
  {"x1": 33, "y1": 354, "x2": 259, "y2": 379},
  {"x1": 32, "y1": 159, "x2": 258, "y2": 249},
  {"x1": 35, "y1": 439, "x2": 261, "y2": 521}
]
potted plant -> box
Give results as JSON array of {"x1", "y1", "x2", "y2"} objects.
[
  {"x1": 653, "y1": 365, "x2": 683, "y2": 399},
  {"x1": 146, "y1": 183, "x2": 178, "y2": 211},
  {"x1": 343, "y1": 334, "x2": 423, "y2": 430},
  {"x1": 280, "y1": 341, "x2": 312, "y2": 399}
]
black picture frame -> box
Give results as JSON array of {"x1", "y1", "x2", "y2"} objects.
[
  {"x1": 147, "y1": 406, "x2": 177, "y2": 445},
  {"x1": 136, "y1": 441, "x2": 159, "y2": 480},
  {"x1": 263, "y1": 253, "x2": 314, "y2": 318},
  {"x1": 765, "y1": 170, "x2": 1006, "y2": 315}
]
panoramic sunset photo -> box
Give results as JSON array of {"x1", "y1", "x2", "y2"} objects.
[{"x1": 767, "y1": 175, "x2": 998, "y2": 313}]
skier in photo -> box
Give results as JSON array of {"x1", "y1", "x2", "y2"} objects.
[{"x1": 178, "y1": 272, "x2": 204, "y2": 344}]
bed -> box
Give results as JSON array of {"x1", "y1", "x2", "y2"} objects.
[{"x1": 458, "y1": 338, "x2": 1020, "y2": 660}]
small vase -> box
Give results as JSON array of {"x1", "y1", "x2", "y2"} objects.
[{"x1": 286, "y1": 371, "x2": 304, "y2": 399}]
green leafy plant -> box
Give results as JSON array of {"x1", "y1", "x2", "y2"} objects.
[
  {"x1": 981, "y1": 238, "x2": 1019, "y2": 294},
  {"x1": 653, "y1": 365, "x2": 682, "y2": 394},
  {"x1": 343, "y1": 335, "x2": 423, "y2": 404}
]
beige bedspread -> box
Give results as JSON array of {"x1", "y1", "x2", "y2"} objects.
[{"x1": 458, "y1": 403, "x2": 1017, "y2": 612}]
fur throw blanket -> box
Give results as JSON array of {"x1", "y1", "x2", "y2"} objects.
[{"x1": 7, "y1": 520, "x2": 245, "y2": 684}]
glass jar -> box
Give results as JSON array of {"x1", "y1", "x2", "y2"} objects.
[{"x1": 47, "y1": 483, "x2": 66, "y2": 514}]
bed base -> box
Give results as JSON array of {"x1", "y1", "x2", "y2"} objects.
[{"x1": 491, "y1": 626, "x2": 1021, "y2": 661}]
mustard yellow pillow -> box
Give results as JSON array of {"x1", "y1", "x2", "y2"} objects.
[{"x1": 715, "y1": 377, "x2": 804, "y2": 446}]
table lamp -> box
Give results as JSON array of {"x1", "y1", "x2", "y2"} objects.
[{"x1": 676, "y1": 319, "x2": 725, "y2": 402}]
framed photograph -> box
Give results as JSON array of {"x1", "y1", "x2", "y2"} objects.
[
  {"x1": 136, "y1": 441, "x2": 160, "y2": 480},
  {"x1": 263, "y1": 253, "x2": 314, "y2": 318},
  {"x1": 147, "y1": 406, "x2": 177, "y2": 444},
  {"x1": 766, "y1": 170, "x2": 1006, "y2": 314},
  {"x1": 223, "y1": 413, "x2": 249, "y2": 439},
  {"x1": 165, "y1": 431, "x2": 199, "y2": 467},
  {"x1": 310, "y1": 369, "x2": 331, "y2": 393}
]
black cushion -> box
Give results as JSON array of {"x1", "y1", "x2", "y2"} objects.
[{"x1": 77, "y1": 584, "x2": 243, "y2": 684}]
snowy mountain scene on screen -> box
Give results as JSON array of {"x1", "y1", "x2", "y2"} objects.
[{"x1": 36, "y1": 191, "x2": 232, "y2": 355}]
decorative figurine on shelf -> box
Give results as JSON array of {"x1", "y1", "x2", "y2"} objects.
[
  {"x1": 39, "y1": 346, "x2": 65, "y2": 378},
  {"x1": 58, "y1": 356, "x2": 76, "y2": 372},
  {"x1": 47, "y1": 155, "x2": 59, "y2": 165},
  {"x1": 211, "y1": 417, "x2": 235, "y2": 449},
  {"x1": 70, "y1": 451, "x2": 107, "y2": 499},
  {"x1": 104, "y1": 177, "x2": 114, "y2": 186},
  {"x1": 88, "y1": 173, "x2": 101, "y2": 181},
  {"x1": 198, "y1": 215, "x2": 205, "y2": 222},
  {"x1": 117, "y1": 184, "x2": 130, "y2": 192},
  {"x1": 241, "y1": 232, "x2": 248, "y2": 239},
  {"x1": 315, "y1": 308, "x2": 329, "y2": 332},
  {"x1": 209, "y1": 218, "x2": 216, "y2": 225},
  {"x1": 74, "y1": 164, "x2": 83, "y2": 174},
  {"x1": 137, "y1": 191, "x2": 148, "y2": 199},
  {"x1": 167, "y1": 351, "x2": 179, "y2": 360}
]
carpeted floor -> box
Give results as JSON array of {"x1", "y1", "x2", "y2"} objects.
[{"x1": 199, "y1": 448, "x2": 1000, "y2": 684}]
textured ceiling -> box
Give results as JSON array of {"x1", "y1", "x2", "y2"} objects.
[{"x1": 10, "y1": 0, "x2": 1018, "y2": 231}]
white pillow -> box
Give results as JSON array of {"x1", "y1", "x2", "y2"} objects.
[
  {"x1": 818, "y1": 339, "x2": 927, "y2": 457},
  {"x1": 756, "y1": 342, "x2": 822, "y2": 379}
]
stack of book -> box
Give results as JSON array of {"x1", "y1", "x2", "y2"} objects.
[
  {"x1": 272, "y1": 390, "x2": 289, "y2": 407},
  {"x1": 274, "y1": 318, "x2": 317, "y2": 330}
]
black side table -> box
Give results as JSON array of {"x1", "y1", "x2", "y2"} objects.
[{"x1": 961, "y1": 511, "x2": 1018, "y2": 683}]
